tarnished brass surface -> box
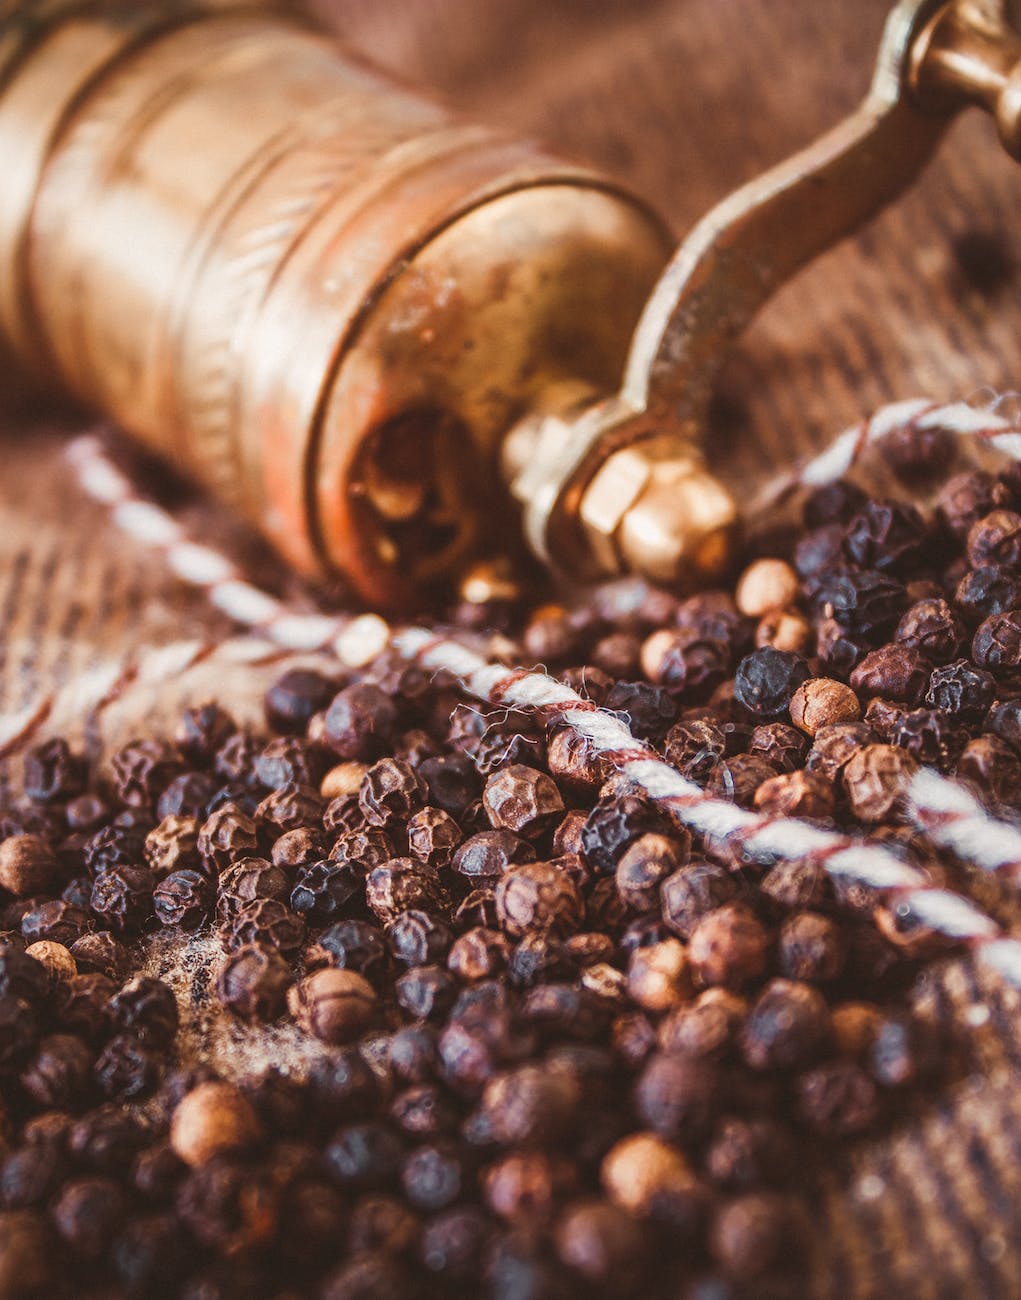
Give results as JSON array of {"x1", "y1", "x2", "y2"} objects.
[
  {"x1": 0, "y1": 0, "x2": 670, "y2": 606},
  {"x1": 2, "y1": 0, "x2": 1021, "y2": 604}
]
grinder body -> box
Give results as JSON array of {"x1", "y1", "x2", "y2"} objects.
[{"x1": 0, "y1": 0, "x2": 671, "y2": 607}]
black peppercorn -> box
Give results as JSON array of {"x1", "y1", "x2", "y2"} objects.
[{"x1": 733, "y1": 649, "x2": 810, "y2": 720}]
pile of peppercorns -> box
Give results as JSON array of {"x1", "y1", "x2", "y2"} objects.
[{"x1": 5, "y1": 444, "x2": 1021, "y2": 1299}]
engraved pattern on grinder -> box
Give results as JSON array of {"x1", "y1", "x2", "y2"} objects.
[
  {"x1": 175, "y1": 115, "x2": 439, "y2": 508},
  {"x1": 24, "y1": 15, "x2": 275, "y2": 418}
]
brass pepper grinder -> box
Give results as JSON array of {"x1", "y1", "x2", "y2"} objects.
[{"x1": 0, "y1": 0, "x2": 1019, "y2": 609}]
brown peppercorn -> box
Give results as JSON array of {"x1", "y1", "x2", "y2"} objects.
[
  {"x1": 972, "y1": 609, "x2": 1021, "y2": 674},
  {"x1": 895, "y1": 598, "x2": 965, "y2": 664},
  {"x1": 842, "y1": 744, "x2": 918, "y2": 823},
  {"x1": 366, "y1": 858, "x2": 442, "y2": 922},
  {"x1": 197, "y1": 803, "x2": 260, "y2": 871},
  {"x1": 710, "y1": 1192, "x2": 803, "y2": 1282},
  {"x1": 448, "y1": 928, "x2": 510, "y2": 982},
  {"x1": 601, "y1": 1132, "x2": 707, "y2": 1231},
  {"x1": 216, "y1": 944, "x2": 293, "y2": 1022},
  {"x1": 407, "y1": 806, "x2": 462, "y2": 866},
  {"x1": 760, "y1": 857, "x2": 831, "y2": 910},
  {"x1": 706, "y1": 1116, "x2": 797, "y2": 1191},
  {"x1": 741, "y1": 979, "x2": 830, "y2": 1071},
  {"x1": 778, "y1": 912, "x2": 845, "y2": 983},
  {"x1": 483, "y1": 1150, "x2": 578, "y2": 1224},
  {"x1": 627, "y1": 940, "x2": 691, "y2": 1012},
  {"x1": 287, "y1": 968, "x2": 377, "y2": 1045},
  {"x1": 789, "y1": 678, "x2": 860, "y2": 737},
  {"x1": 633, "y1": 1051, "x2": 720, "y2": 1142},
  {"x1": 830, "y1": 1002, "x2": 883, "y2": 1057},
  {"x1": 216, "y1": 857, "x2": 290, "y2": 922},
  {"x1": 359, "y1": 758, "x2": 427, "y2": 828},
  {"x1": 753, "y1": 770, "x2": 835, "y2": 820},
  {"x1": 806, "y1": 722, "x2": 872, "y2": 781},
  {"x1": 23, "y1": 941, "x2": 76, "y2": 981},
  {"x1": 68, "y1": 930, "x2": 128, "y2": 977},
  {"x1": 222, "y1": 897, "x2": 306, "y2": 954},
  {"x1": 0, "y1": 835, "x2": 59, "y2": 897},
  {"x1": 688, "y1": 905, "x2": 769, "y2": 990},
  {"x1": 478, "y1": 1063, "x2": 581, "y2": 1146},
  {"x1": 482, "y1": 765, "x2": 565, "y2": 840},
  {"x1": 144, "y1": 815, "x2": 199, "y2": 877},
  {"x1": 658, "y1": 988, "x2": 748, "y2": 1060},
  {"x1": 555, "y1": 1198, "x2": 649, "y2": 1286},
  {"x1": 735, "y1": 559, "x2": 799, "y2": 617},
  {"x1": 616, "y1": 833, "x2": 688, "y2": 914},
  {"x1": 170, "y1": 1081, "x2": 263, "y2": 1166},
  {"x1": 755, "y1": 608, "x2": 812, "y2": 654},
  {"x1": 958, "y1": 735, "x2": 1021, "y2": 804},
  {"x1": 796, "y1": 1060, "x2": 880, "y2": 1136},
  {"x1": 849, "y1": 644, "x2": 930, "y2": 705},
  {"x1": 271, "y1": 826, "x2": 326, "y2": 870},
  {"x1": 660, "y1": 862, "x2": 737, "y2": 939},
  {"x1": 705, "y1": 754, "x2": 779, "y2": 807},
  {"x1": 494, "y1": 862, "x2": 584, "y2": 939}
]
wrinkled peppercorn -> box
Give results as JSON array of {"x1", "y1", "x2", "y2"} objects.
[{"x1": 216, "y1": 944, "x2": 292, "y2": 1022}]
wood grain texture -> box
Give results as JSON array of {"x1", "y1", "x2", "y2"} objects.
[{"x1": 4, "y1": 1, "x2": 1021, "y2": 1293}]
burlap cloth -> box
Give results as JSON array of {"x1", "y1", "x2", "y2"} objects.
[{"x1": 5, "y1": 0, "x2": 1021, "y2": 1293}]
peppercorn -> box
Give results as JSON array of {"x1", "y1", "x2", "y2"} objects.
[
  {"x1": 54, "y1": 973, "x2": 114, "y2": 1042},
  {"x1": 843, "y1": 498, "x2": 927, "y2": 573},
  {"x1": 332, "y1": 827, "x2": 397, "y2": 872},
  {"x1": 324, "y1": 1121, "x2": 404, "y2": 1191},
  {"x1": 811, "y1": 567, "x2": 907, "y2": 634},
  {"x1": 216, "y1": 856, "x2": 290, "y2": 922},
  {"x1": 986, "y1": 697, "x2": 1021, "y2": 752},
  {"x1": 849, "y1": 644, "x2": 930, "y2": 705},
  {"x1": 83, "y1": 823, "x2": 146, "y2": 877},
  {"x1": 733, "y1": 648, "x2": 810, "y2": 720},
  {"x1": 20, "y1": 1033, "x2": 92, "y2": 1109},
  {"x1": 494, "y1": 862, "x2": 584, "y2": 939},
  {"x1": 106, "y1": 977, "x2": 177, "y2": 1049},
  {"x1": 290, "y1": 859, "x2": 363, "y2": 924},
  {"x1": 21, "y1": 898, "x2": 91, "y2": 946},
  {"x1": 223, "y1": 897, "x2": 306, "y2": 954},
  {"x1": 197, "y1": 803, "x2": 260, "y2": 871},
  {"x1": 706, "y1": 1116, "x2": 796, "y2": 1190},
  {"x1": 254, "y1": 736, "x2": 326, "y2": 790},
  {"x1": 688, "y1": 905, "x2": 769, "y2": 991},
  {"x1": 842, "y1": 743, "x2": 918, "y2": 823},
  {"x1": 256, "y1": 781, "x2": 325, "y2": 833},
  {"x1": 709, "y1": 1191, "x2": 803, "y2": 1282},
  {"x1": 308, "y1": 919, "x2": 390, "y2": 983},
  {"x1": 973, "y1": 609, "x2": 1021, "y2": 673},
  {"x1": 22, "y1": 939, "x2": 75, "y2": 983},
  {"x1": 175, "y1": 702, "x2": 236, "y2": 764},
  {"x1": 478, "y1": 1064, "x2": 580, "y2": 1146},
  {"x1": 778, "y1": 911, "x2": 845, "y2": 983},
  {"x1": 895, "y1": 597, "x2": 966, "y2": 663},
  {"x1": 384, "y1": 910, "x2": 452, "y2": 969},
  {"x1": 153, "y1": 868, "x2": 213, "y2": 929},
  {"x1": 955, "y1": 565, "x2": 1021, "y2": 626},
  {"x1": 753, "y1": 769, "x2": 835, "y2": 820},
  {"x1": 143, "y1": 815, "x2": 200, "y2": 878},
  {"x1": 660, "y1": 862, "x2": 737, "y2": 940},
  {"x1": 23, "y1": 738, "x2": 86, "y2": 805},
  {"x1": 51, "y1": 1176, "x2": 124, "y2": 1258},
  {"x1": 0, "y1": 835, "x2": 59, "y2": 897},
  {"x1": 175, "y1": 1157, "x2": 279, "y2": 1255},
  {"x1": 627, "y1": 940, "x2": 691, "y2": 1012},
  {"x1": 324, "y1": 683, "x2": 399, "y2": 761},
  {"x1": 0, "y1": 1210, "x2": 52, "y2": 1294},
  {"x1": 396, "y1": 965, "x2": 458, "y2": 1021},
  {"x1": 366, "y1": 858, "x2": 442, "y2": 922},
  {"x1": 796, "y1": 1060, "x2": 880, "y2": 1136},
  {"x1": 94, "y1": 1033, "x2": 162, "y2": 1100},
  {"x1": 110, "y1": 739, "x2": 184, "y2": 810},
  {"x1": 170, "y1": 1081, "x2": 263, "y2": 1166},
  {"x1": 616, "y1": 833, "x2": 688, "y2": 913},
  {"x1": 735, "y1": 559, "x2": 800, "y2": 617},
  {"x1": 288, "y1": 968, "x2": 377, "y2": 1045},
  {"x1": 741, "y1": 979, "x2": 830, "y2": 1071},
  {"x1": 265, "y1": 667, "x2": 338, "y2": 733},
  {"x1": 604, "y1": 680, "x2": 677, "y2": 744},
  {"x1": 407, "y1": 806, "x2": 462, "y2": 866},
  {"x1": 601, "y1": 1132, "x2": 708, "y2": 1232},
  {"x1": 925, "y1": 658, "x2": 996, "y2": 719}
]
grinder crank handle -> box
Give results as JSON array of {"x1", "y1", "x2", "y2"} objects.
[{"x1": 508, "y1": 0, "x2": 1021, "y2": 588}]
